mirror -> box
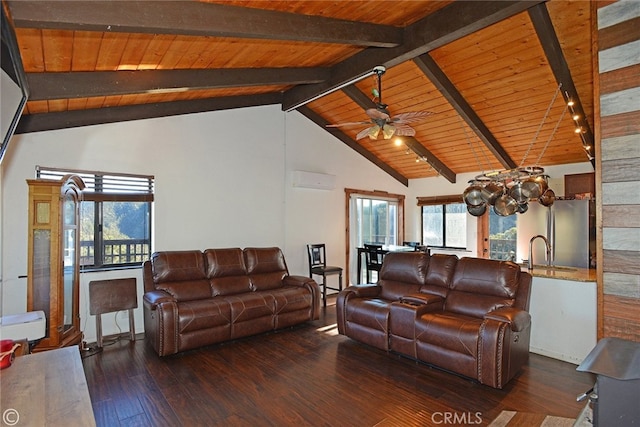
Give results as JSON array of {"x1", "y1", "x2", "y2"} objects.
[{"x1": 1, "y1": 4, "x2": 29, "y2": 164}]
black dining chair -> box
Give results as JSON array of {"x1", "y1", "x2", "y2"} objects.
[
  {"x1": 416, "y1": 245, "x2": 430, "y2": 255},
  {"x1": 307, "y1": 244, "x2": 343, "y2": 306},
  {"x1": 403, "y1": 241, "x2": 420, "y2": 250},
  {"x1": 363, "y1": 243, "x2": 385, "y2": 283}
]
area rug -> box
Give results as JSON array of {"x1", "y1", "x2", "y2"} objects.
[{"x1": 488, "y1": 411, "x2": 575, "y2": 427}]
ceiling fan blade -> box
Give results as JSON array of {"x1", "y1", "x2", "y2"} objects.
[
  {"x1": 365, "y1": 108, "x2": 390, "y2": 121},
  {"x1": 390, "y1": 111, "x2": 433, "y2": 124},
  {"x1": 326, "y1": 120, "x2": 372, "y2": 128},
  {"x1": 393, "y1": 123, "x2": 416, "y2": 137}
]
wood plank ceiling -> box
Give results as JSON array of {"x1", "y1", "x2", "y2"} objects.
[{"x1": 5, "y1": 0, "x2": 594, "y2": 185}]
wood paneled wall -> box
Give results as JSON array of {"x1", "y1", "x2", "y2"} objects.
[{"x1": 597, "y1": 0, "x2": 640, "y2": 341}]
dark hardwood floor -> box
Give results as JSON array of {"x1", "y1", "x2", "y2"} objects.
[{"x1": 82, "y1": 300, "x2": 594, "y2": 426}]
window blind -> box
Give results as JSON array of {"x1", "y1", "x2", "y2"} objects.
[{"x1": 37, "y1": 166, "x2": 154, "y2": 202}]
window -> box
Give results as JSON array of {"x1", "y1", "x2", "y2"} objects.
[
  {"x1": 417, "y1": 196, "x2": 467, "y2": 250},
  {"x1": 37, "y1": 167, "x2": 154, "y2": 270},
  {"x1": 421, "y1": 203, "x2": 467, "y2": 249}
]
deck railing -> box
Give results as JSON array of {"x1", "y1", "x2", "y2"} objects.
[
  {"x1": 80, "y1": 239, "x2": 149, "y2": 266},
  {"x1": 489, "y1": 238, "x2": 516, "y2": 261}
]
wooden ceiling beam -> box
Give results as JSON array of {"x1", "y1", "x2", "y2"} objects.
[
  {"x1": 7, "y1": 1, "x2": 402, "y2": 47},
  {"x1": 413, "y1": 53, "x2": 517, "y2": 170},
  {"x1": 15, "y1": 93, "x2": 282, "y2": 133},
  {"x1": 283, "y1": 0, "x2": 545, "y2": 111},
  {"x1": 341, "y1": 85, "x2": 457, "y2": 183},
  {"x1": 26, "y1": 68, "x2": 330, "y2": 100},
  {"x1": 528, "y1": 3, "x2": 595, "y2": 166},
  {"x1": 296, "y1": 105, "x2": 408, "y2": 186}
]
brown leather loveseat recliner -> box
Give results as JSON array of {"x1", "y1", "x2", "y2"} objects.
[
  {"x1": 143, "y1": 247, "x2": 320, "y2": 356},
  {"x1": 337, "y1": 252, "x2": 531, "y2": 389}
]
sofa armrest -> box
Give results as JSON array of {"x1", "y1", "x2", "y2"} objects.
[
  {"x1": 284, "y1": 275, "x2": 315, "y2": 287},
  {"x1": 400, "y1": 293, "x2": 444, "y2": 311},
  {"x1": 143, "y1": 290, "x2": 176, "y2": 310},
  {"x1": 143, "y1": 290, "x2": 178, "y2": 356},
  {"x1": 342, "y1": 284, "x2": 381, "y2": 298},
  {"x1": 336, "y1": 284, "x2": 381, "y2": 335},
  {"x1": 284, "y1": 275, "x2": 321, "y2": 319},
  {"x1": 485, "y1": 307, "x2": 531, "y2": 332}
]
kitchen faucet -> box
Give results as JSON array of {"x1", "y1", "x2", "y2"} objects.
[{"x1": 528, "y1": 235, "x2": 551, "y2": 270}]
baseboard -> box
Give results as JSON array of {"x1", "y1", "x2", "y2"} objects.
[{"x1": 530, "y1": 347, "x2": 582, "y2": 364}]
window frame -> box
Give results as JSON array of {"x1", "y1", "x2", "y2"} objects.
[{"x1": 36, "y1": 166, "x2": 154, "y2": 271}]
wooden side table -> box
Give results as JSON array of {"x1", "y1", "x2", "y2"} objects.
[{"x1": 0, "y1": 346, "x2": 96, "y2": 426}]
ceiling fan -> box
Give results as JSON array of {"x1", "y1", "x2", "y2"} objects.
[{"x1": 327, "y1": 66, "x2": 433, "y2": 140}]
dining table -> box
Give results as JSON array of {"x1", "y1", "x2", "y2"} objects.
[{"x1": 356, "y1": 244, "x2": 416, "y2": 284}]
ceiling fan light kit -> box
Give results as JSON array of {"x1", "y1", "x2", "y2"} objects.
[{"x1": 327, "y1": 65, "x2": 433, "y2": 141}]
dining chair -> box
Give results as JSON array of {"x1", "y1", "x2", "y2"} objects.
[
  {"x1": 363, "y1": 243, "x2": 385, "y2": 283},
  {"x1": 403, "y1": 241, "x2": 420, "y2": 250},
  {"x1": 416, "y1": 245, "x2": 430, "y2": 255},
  {"x1": 307, "y1": 244, "x2": 343, "y2": 306}
]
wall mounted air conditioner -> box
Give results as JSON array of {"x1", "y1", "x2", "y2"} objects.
[{"x1": 292, "y1": 171, "x2": 336, "y2": 190}]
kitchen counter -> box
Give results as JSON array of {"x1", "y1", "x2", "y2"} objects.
[
  {"x1": 520, "y1": 265, "x2": 596, "y2": 282},
  {"x1": 526, "y1": 270, "x2": 597, "y2": 364}
]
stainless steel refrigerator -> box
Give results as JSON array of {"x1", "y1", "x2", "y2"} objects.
[{"x1": 516, "y1": 199, "x2": 594, "y2": 268}]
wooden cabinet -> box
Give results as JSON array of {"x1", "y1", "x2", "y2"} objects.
[
  {"x1": 564, "y1": 172, "x2": 595, "y2": 198},
  {"x1": 27, "y1": 175, "x2": 85, "y2": 351}
]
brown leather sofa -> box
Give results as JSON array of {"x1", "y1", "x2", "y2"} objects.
[
  {"x1": 143, "y1": 247, "x2": 320, "y2": 356},
  {"x1": 336, "y1": 252, "x2": 532, "y2": 388}
]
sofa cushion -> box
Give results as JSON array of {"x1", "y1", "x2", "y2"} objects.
[
  {"x1": 244, "y1": 247, "x2": 288, "y2": 291},
  {"x1": 421, "y1": 254, "x2": 458, "y2": 298},
  {"x1": 156, "y1": 280, "x2": 212, "y2": 302},
  {"x1": 205, "y1": 248, "x2": 247, "y2": 278},
  {"x1": 378, "y1": 252, "x2": 428, "y2": 300},
  {"x1": 205, "y1": 248, "x2": 252, "y2": 296},
  {"x1": 445, "y1": 258, "x2": 521, "y2": 318},
  {"x1": 415, "y1": 312, "x2": 481, "y2": 358},
  {"x1": 151, "y1": 250, "x2": 206, "y2": 283},
  {"x1": 271, "y1": 287, "x2": 313, "y2": 314},
  {"x1": 225, "y1": 292, "x2": 275, "y2": 323},
  {"x1": 177, "y1": 299, "x2": 231, "y2": 334},
  {"x1": 344, "y1": 298, "x2": 390, "y2": 331}
]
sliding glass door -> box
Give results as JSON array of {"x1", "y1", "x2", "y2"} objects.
[
  {"x1": 355, "y1": 197, "x2": 398, "y2": 246},
  {"x1": 346, "y1": 189, "x2": 404, "y2": 284}
]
